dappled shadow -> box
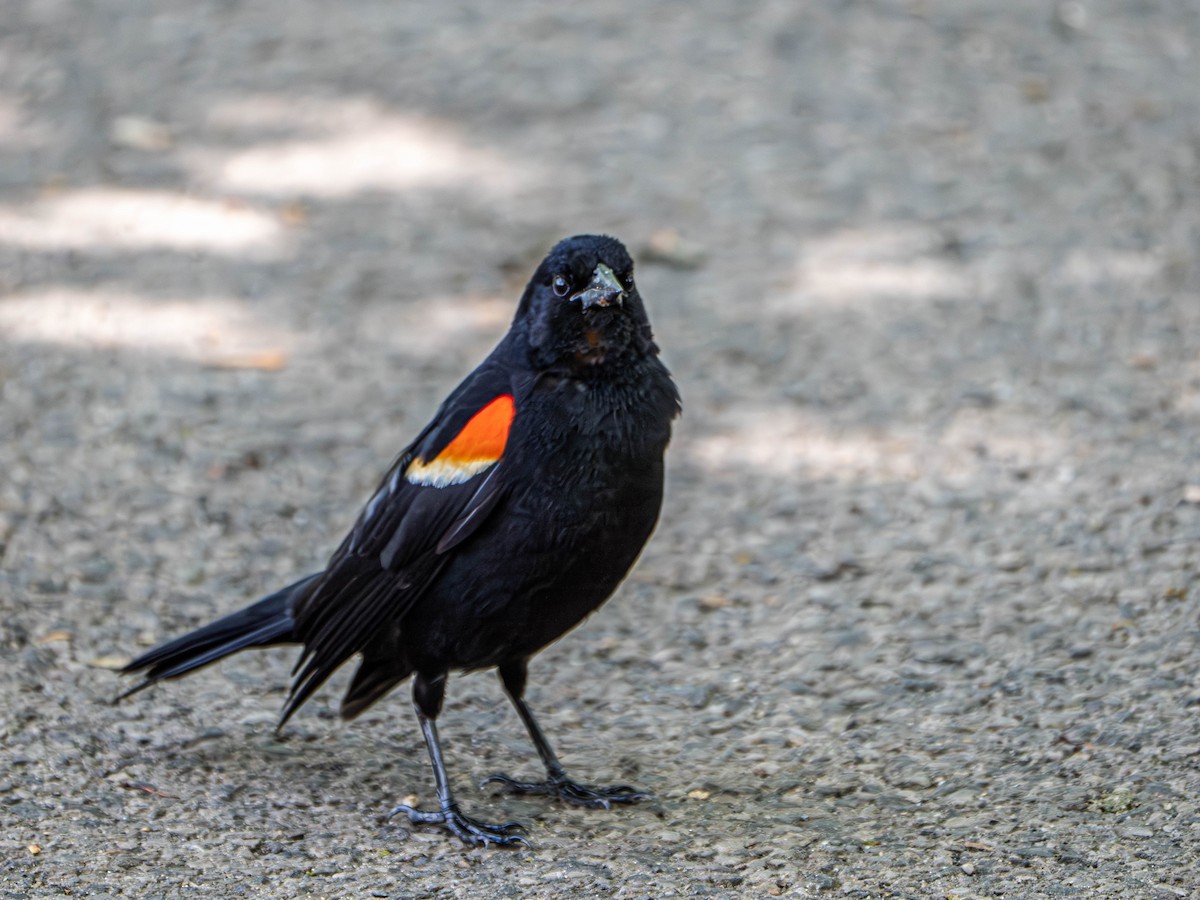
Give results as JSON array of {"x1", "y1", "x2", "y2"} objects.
[{"x1": 2, "y1": 0, "x2": 1200, "y2": 893}]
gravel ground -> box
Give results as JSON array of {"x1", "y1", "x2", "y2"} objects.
[{"x1": 3, "y1": 1, "x2": 1200, "y2": 897}]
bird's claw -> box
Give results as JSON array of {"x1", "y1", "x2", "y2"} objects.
[
  {"x1": 481, "y1": 773, "x2": 651, "y2": 809},
  {"x1": 388, "y1": 802, "x2": 528, "y2": 847}
]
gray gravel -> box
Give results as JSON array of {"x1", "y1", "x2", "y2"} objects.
[{"x1": 3, "y1": 0, "x2": 1200, "y2": 897}]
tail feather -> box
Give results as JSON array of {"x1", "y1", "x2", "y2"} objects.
[{"x1": 118, "y1": 574, "x2": 320, "y2": 701}]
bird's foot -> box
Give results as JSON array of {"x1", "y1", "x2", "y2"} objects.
[
  {"x1": 482, "y1": 772, "x2": 651, "y2": 809},
  {"x1": 388, "y1": 801, "x2": 528, "y2": 848}
]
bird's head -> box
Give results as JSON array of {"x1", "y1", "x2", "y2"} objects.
[{"x1": 514, "y1": 234, "x2": 658, "y2": 373}]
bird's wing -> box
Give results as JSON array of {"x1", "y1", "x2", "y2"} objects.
[{"x1": 281, "y1": 363, "x2": 521, "y2": 721}]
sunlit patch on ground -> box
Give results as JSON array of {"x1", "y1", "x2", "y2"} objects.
[
  {"x1": 688, "y1": 404, "x2": 1067, "y2": 485},
  {"x1": 0, "y1": 288, "x2": 297, "y2": 361},
  {"x1": 188, "y1": 95, "x2": 521, "y2": 198},
  {"x1": 0, "y1": 188, "x2": 286, "y2": 255},
  {"x1": 775, "y1": 225, "x2": 970, "y2": 311}
]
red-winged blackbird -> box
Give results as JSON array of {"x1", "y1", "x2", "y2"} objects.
[{"x1": 120, "y1": 234, "x2": 681, "y2": 846}]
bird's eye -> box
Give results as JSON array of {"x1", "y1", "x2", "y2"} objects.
[
  {"x1": 552, "y1": 275, "x2": 570, "y2": 297},
  {"x1": 622, "y1": 272, "x2": 635, "y2": 288}
]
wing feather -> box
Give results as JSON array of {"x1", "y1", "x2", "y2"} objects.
[{"x1": 281, "y1": 362, "x2": 520, "y2": 720}]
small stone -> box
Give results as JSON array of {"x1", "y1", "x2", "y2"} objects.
[
  {"x1": 79, "y1": 557, "x2": 115, "y2": 583},
  {"x1": 258, "y1": 741, "x2": 299, "y2": 757},
  {"x1": 34, "y1": 630, "x2": 72, "y2": 645},
  {"x1": 87, "y1": 654, "x2": 131, "y2": 670},
  {"x1": 813, "y1": 776, "x2": 858, "y2": 798},
  {"x1": 883, "y1": 757, "x2": 934, "y2": 790},
  {"x1": 1021, "y1": 78, "x2": 1051, "y2": 104},
  {"x1": 698, "y1": 595, "x2": 730, "y2": 612},
  {"x1": 1090, "y1": 787, "x2": 1138, "y2": 814},
  {"x1": 110, "y1": 115, "x2": 173, "y2": 151},
  {"x1": 640, "y1": 229, "x2": 706, "y2": 270},
  {"x1": 1056, "y1": 1, "x2": 1087, "y2": 31},
  {"x1": 995, "y1": 552, "x2": 1027, "y2": 572},
  {"x1": 1013, "y1": 846, "x2": 1054, "y2": 858}
]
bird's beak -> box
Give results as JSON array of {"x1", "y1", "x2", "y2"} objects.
[{"x1": 571, "y1": 263, "x2": 625, "y2": 309}]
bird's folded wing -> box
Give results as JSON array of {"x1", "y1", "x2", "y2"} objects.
[{"x1": 281, "y1": 364, "x2": 518, "y2": 722}]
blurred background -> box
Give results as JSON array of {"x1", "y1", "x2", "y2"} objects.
[{"x1": 2, "y1": 0, "x2": 1199, "y2": 895}]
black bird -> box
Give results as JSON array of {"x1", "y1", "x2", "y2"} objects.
[{"x1": 120, "y1": 234, "x2": 681, "y2": 846}]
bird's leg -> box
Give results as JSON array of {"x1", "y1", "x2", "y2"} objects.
[
  {"x1": 388, "y1": 672, "x2": 527, "y2": 847},
  {"x1": 482, "y1": 661, "x2": 651, "y2": 808}
]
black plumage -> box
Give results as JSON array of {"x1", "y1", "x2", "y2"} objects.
[{"x1": 120, "y1": 234, "x2": 681, "y2": 846}]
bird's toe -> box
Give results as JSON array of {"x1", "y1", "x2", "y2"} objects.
[{"x1": 388, "y1": 801, "x2": 528, "y2": 847}]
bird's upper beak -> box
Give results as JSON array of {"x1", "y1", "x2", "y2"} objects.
[{"x1": 571, "y1": 263, "x2": 625, "y2": 310}]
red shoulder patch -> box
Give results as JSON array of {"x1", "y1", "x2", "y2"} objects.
[{"x1": 405, "y1": 394, "x2": 515, "y2": 487}]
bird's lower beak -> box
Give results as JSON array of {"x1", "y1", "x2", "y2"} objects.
[{"x1": 572, "y1": 263, "x2": 625, "y2": 309}]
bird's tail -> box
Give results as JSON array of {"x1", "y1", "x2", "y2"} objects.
[{"x1": 117, "y1": 574, "x2": 320, "y2": 701}]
